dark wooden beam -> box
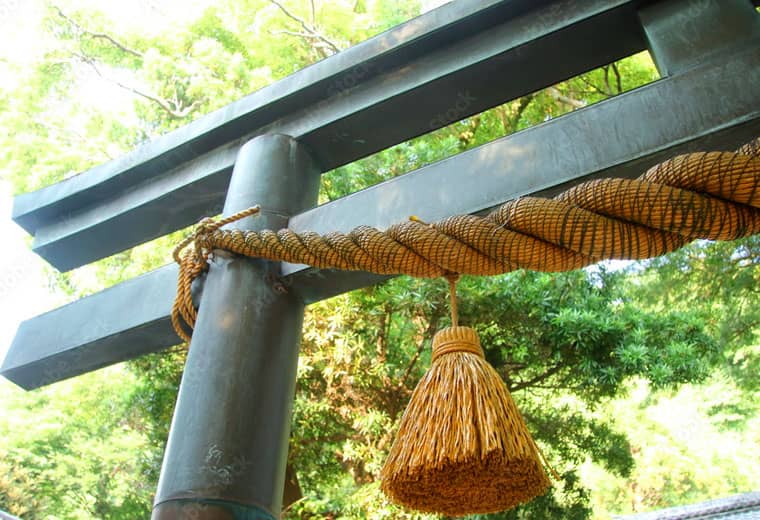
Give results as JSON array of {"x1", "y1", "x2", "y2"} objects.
[{"x1": 15, "y1": 0, "x2": 649, "y2": 271}]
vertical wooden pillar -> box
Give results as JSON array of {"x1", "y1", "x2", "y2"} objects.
[
  {"x1": 640, "y1": 0, "x2": 760, "y2": 76},
  {"x1": 152, "y1": 134, "x2": 321, "y2": 519}
]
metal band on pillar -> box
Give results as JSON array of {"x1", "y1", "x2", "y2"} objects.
[{"x1": 152, "y1": 135, "x2": 321, "y2": 519}]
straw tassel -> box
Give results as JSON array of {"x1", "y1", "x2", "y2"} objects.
[{"x1": 380, "y1": 278, "x2": 552, "y2": 516}]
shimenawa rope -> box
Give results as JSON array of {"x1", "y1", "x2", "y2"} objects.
[{"x1": 172, "y1": 138, "x2": 760, "y2": 341}]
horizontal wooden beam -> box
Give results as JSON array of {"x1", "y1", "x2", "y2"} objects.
[
  {"x1": 3, "y1": 46, "x2": 759, "y2": 389},
  {"x1": 15, "y1": 0, "x2": 648, "y2": 271},
  {"x1": 1, "y1": 265, "x2": 179, "y2": 390}
]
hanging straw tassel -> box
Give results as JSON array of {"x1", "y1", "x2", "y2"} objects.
[{"x1": 380, "y1": 277, "x2": 552, "y2": 516}]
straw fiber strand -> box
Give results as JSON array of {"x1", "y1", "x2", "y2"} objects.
[
  {"x1": 380, "y1": 327, "x2": 550, "y2": 515},
  {"x1": 642, "y1": 152, "x2": 760, "y2": 207},
  {"x1": 557, "y1": 178, "x2": 760, "y2": 240},
  {"x1": 172, "y1": 137, "x2": 760, "y2": 339}
]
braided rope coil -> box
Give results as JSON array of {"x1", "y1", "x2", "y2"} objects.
[{"x1": 172, "y1": 139, "x2": 760, "y2": 341}]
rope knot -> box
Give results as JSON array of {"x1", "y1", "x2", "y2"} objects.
[
  {"x1": 172, "y1": 207, "x2": 261, "y2": 264},
  {"x1": 196, "y1": 216, "x2": 218, "y2": 234},
  {"x1": 191, "y1": 218, "x2": 217, "y2": 262},
  {"x1": 171, "y1": 205, "x2": 261, "y2": 342}
]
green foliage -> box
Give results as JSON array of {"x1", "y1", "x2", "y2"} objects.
[
  {"x1": 584, "y1": 378, "x2": 760, "y2": 518},
  {"x1": 462, "y1": 270, "x2": 720, "y2": 398},
  {"x1": 627, "y1": 236, "x2": 759, "y2": 356},
  {"x1": 0, "y1": 369, "x2": 154, "y2": 519}
]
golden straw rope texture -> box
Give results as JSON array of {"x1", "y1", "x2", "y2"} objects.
[{"x1": 172, "y1": 138, "x2": 760, "y2": 342}]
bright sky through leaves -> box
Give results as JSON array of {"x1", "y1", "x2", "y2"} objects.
[{"x1": 0, "y1": 0, "x2": 215, "y2": 364}]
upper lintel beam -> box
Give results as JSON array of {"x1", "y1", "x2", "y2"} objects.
[{"x1": 15, "y1": 0, "x2": 646, "y2": 271}]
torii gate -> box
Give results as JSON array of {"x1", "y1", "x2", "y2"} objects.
[{"x1": 3, "y1": 0, "x2": 760, "y2": 518}]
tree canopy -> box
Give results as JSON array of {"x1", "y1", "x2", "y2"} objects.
[{"x1": 0, "y1": 2, "x2": 757, "y2": 519}]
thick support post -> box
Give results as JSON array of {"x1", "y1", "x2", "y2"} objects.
[
  {"x1": 639, "y1": 0, "x2": 760, "y2": 76},
  {"x1": 152, "y1": 135, "x2": 321, "y2": 519}
]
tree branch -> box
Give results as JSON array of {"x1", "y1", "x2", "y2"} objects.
[
  {"x1": 53, "y1": 6, "x2": 143, "y2": 58},
  {"x1": 267, "y1": 0, "x2": 342, "y2": 56},
  {"x1": 74, "y1": 53, "x2": 199, "y2": 119},
  {"x1": 577, "y1": 74, "x2": 611, "y2": 98},
  {"x1": 271, "y1": 29, "x2": 317, "y2": 39},
  {"x1": 611, "y1": 62, "x2": 623, "y2": 94},
  {"x1": 548, "y1": 87, "x2": 586, "y2": 109},
  {"x1": 499, "y1": 94, "x2": 534, "y2": 134},
  {"x1": 509, "y1": 363, "x2": 564, "y2": 392},
  {"x1": 375, "y1": 304, "x2": 391, "y2": 365},
  {"x1": 31, "y1": 115, "x2": 113, "y2": 161},
  {"x1": 397, "y1": 312, "x2": 441, "y2": 391}
]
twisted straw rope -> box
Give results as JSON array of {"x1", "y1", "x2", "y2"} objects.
[{"x1": 172, "y1": 138, "x2": 760, "y2": 342}]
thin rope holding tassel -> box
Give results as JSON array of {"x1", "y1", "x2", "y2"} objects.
[{"x1": 447, "y1": 273, "x2": 459, "y2": 327}]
